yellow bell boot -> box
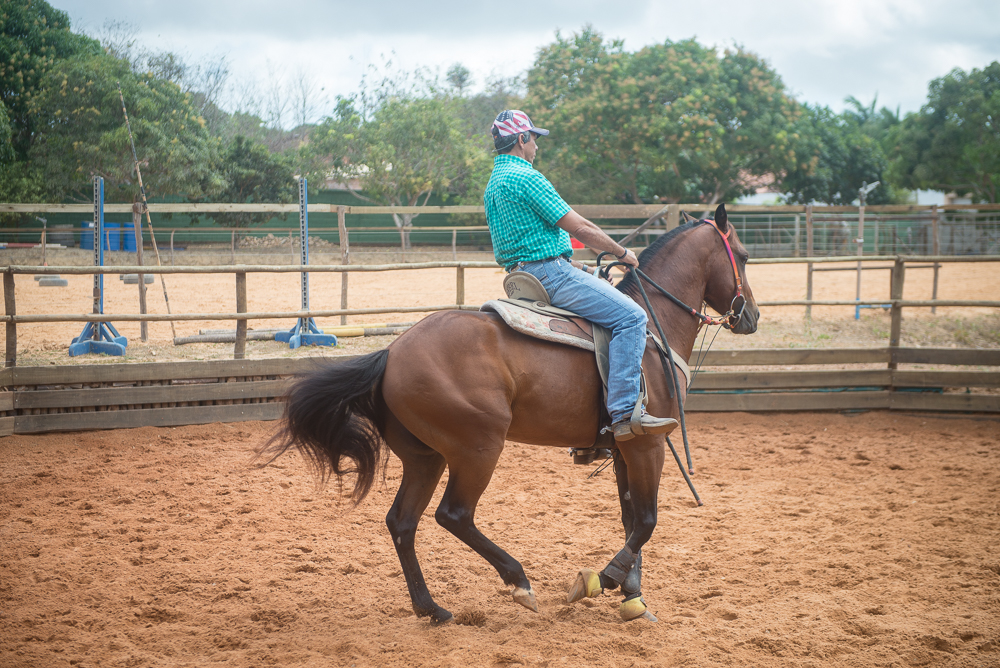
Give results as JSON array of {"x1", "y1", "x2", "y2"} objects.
[
  {"x1": 566, "y1": 568, "x2": 603, "y2": 604},
  {"x1": 620, "y1": 595, "x2": 658, "y2": 622}
]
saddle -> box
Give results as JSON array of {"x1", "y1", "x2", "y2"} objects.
[{"x1": 481, "y1": 272, "x2": 691, "y2": 464}]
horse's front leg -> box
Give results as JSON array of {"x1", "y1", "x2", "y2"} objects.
[{"x1": 568, "y1": 437, "x2": 664, "y2": 622}]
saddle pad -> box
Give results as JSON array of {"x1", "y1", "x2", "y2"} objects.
[
  {"x1": 481, "y1": 299, "x2": 692, "y2": 388},
  {"x1": 482, "y1": 299, "x2": 595, "y2": 351}
]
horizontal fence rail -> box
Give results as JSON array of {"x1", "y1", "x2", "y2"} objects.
[{"x1": 1, "y1": 347, "x2": 997, "y2": 435}]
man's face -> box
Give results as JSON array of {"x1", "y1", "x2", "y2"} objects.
[{"x1": 522, "y1": 133, "x2": 538, "y2": 163}]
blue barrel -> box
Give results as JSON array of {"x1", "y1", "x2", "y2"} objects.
[
  {"x1": 122, "y1": 223, "x2": 137, "y2": 252},
  {"x1": 103, "y1": 222, "x2": 120, "y2": 251},
  {"x1": 80, "y1": 221, "x2": 94, "y2": 250}
]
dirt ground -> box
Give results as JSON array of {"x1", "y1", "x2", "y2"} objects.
[
  {"x1": 5, "y1": 248, "x2": 1000, "y2": 365},
  {"x1": 1, "y1": 411, "x2": 998, "y2": 667}
]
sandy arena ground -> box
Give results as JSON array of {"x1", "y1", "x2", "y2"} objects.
[
  {"x1": 1, "y1": 411, "x2": 998, "y2": 667},
  {"x1": 5, "y1": 250, "x2": 1000, "y2": 362}
]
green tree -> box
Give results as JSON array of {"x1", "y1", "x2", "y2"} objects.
[
  {"x1": 527, "y1": 28, "x2": 805, "y2": 205},
  {"x1": 27, "y1": 52, "x2": 223, "y2": 203},
  {"x1": 310, "y1": 93, "x2": 488, "y2": 249},
  {"x1": 888, "y1": 62, "x2": 1000, "y2": 203},
  {"x1": 0, "y1": 0, "x2": 99, "y2": 160},
  {"x1": 781, "y1": 101, "x2": 897, "y2": 205},
  {"x1": 205, "y1": 135, "x2": 295, "y2": 228}
]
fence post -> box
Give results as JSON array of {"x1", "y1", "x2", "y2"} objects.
[
  {"x1": 889, "y1": 257, "x2": 906, "y2": 371},
  {"x1": 805, "y1": 205, "x2": 813, "y2": 320},
  {"x1": 338, "y1": 206, "x2": 349, "y2": 326},
  {"x1": 931, "y1": 205, "x2": 940, "y2": 314},
  {"x1": 133, "y1": 203, "x2": 148, "y2": 342},
  {"x1": 794, "y1": 213, "x2": 800, "y2": 257},
  {"x1": 452, "y1": 228, "x2": 457, "y2": 261},
  {"x1": 231, "y1": 229, "x2": 236, "y2": 264},
  {"x1": 665, "y1": 204, "x2": 680, "y2": 231},
  {"x1": 4, "y1": 270, "x2": 15, "y2": 368},
  {"x1": 170, "y1": 229, "x2": 175, "y2": 265},
  {"x1": 456, "y1": 266, "x2": 465, "y2": 307},
  {"x1": 234, "y1": 271, "x2": 247, "y2": 360}
]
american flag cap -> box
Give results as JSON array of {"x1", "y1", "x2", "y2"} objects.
[{"x1": 491, "y1": 110, "x2": 549, "y2": 139}]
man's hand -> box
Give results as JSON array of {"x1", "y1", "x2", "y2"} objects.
[{"x1": 618, "y1": 249, "x2": 639, "y2": 269}]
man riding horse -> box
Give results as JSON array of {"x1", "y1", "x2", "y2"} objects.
[{"x1": 484, "y1": 110, "x2": 677, "y2": 441}]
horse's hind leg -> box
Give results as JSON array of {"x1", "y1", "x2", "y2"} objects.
[
  {"x1": 383, "y1": 413, "x2": 450, "y2": 623},
  {"x1": 433, "y1": 444, "x2": 537, "y2": 612}
]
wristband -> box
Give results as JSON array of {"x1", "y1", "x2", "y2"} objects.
[{"x1": 615, "y1": 248, "x2": 628, "y2": 260}]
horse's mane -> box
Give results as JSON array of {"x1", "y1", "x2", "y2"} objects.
[{"x1": 615, "y1": 220, "x2": 701, "y2": 293}]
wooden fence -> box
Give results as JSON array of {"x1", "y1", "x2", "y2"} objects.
[{"x1": 2, "y1": 346, "x2": 997, "y2": 436}]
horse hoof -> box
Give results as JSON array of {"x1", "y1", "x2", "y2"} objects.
[
  {"x1": 620, "y1": 596, "x2": 657, "y2": 622},
  {"x1": 513, "y1": 586, "x2": 538, "y2": 613},
  {"x1": 566, "y1": 569, "x2": 603, "y2": 604},
  {"x1": 430, "y1": 610, "x2": 454, "y2": 625}
]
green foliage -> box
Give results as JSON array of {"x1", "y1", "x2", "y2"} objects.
[
  {"x1": 781, "y1": 100, "x2": 899, "y2": 205},
  {"x1": 0, "y1": 0, "x2": 100, "y2": 159},
  {"x1": 527, "y1": 28, "x2": 804, "y2": 204},
  {"x1": 888, "y1": 61, "x2": 1000, "y2": 202},
  {"x1": 205, "y1": 135, "x2": 295, "y2": 227},
  {"x1": 309, "y1": 91, "x2": 489, "y2": 245},
  {"x1": 27, "y1": 51, "x2": 223, "y2": 202}
]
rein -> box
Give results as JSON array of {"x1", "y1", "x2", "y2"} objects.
[{"x1": 592, "y1": 216, "x2": 748, "y2": 501}]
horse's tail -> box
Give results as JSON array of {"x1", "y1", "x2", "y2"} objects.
[{"x1": 257, "y1": 349, "x2": 390, "y2": 505}]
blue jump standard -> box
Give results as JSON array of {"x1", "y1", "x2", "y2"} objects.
[
  {"x1": 275, "y1": 318, "x2": 337, "y2": 349},
  {"x1": 69, "y1": 176, "x2": 127, "y2": 357},
  {"x1": 69, "y1": 321, "x2": 127, "y2": 357}
]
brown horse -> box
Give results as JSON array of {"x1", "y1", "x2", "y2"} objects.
[{"x1": 260, "y1": 204, "x2": 759, "y2": 624}]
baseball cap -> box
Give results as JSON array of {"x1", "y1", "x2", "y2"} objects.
[{"x1": 491, "y1": 110, "x2": 549, "y2": 150}]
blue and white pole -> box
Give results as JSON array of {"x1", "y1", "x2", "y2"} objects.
[
  {"x1": 68, "y1": 177, "x2": 127, "y2": 356},
  {"x1": 275, "y1": 177, "x2": 337, "y2": 348}
]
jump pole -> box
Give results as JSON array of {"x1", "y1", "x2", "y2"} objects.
[
  {"x1": 68, "y1": 176, "x2": 127, "y2": 357},
  {"x1": 275, "y1": 177, "x2": 337, "y2": 349}
]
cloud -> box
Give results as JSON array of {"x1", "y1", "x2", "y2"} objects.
[{"x1": 56, "y1": 0, "x2": 1000, "y2": 121}]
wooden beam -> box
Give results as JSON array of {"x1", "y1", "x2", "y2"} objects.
[
  {"x1": 889, "y1": 392, "x2": 1000, "y2": 413},
  {"x1": 14, "y1": 403, "x2": 285, "y2": 434},
  {"x1": 686, "y1": 391, "x2": 891, "y2": 412},
  {"x1": 234, "y1": 271, "x2": 247, "y2": 360},
  {"x1": 3, "y1": 269, "x2": 15, "y2": 368},
  {"x1": 699, "y1": 348, "x2": 891, "y2": 366},
  {"x1": 0, "y1": 390, "x2": 13, "y2": 412},
  {"x1": 0, "y1": 416, "x2": 13, "y2": 436},
  {"x1": 15, "y1": 379, "x2": 289, "y2": 410},
  {"x1": 893, "y1": 348, "x2": 1000, "y2": 366},
  {"x1": 8, "y1": 356, "x2": 360, "y2": 386},
  {"x1": 690, "y1": 369, "x2": 890, "y2": 390},
  {"x1": 892, "y1": 370, "x2": 1000, "y2": 388}
]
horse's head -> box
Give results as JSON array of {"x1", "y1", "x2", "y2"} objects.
[{"x1": 703, "y1": 204, "x2": 759, "y2": 335}]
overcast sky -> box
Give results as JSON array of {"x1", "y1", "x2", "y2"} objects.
[{"x1": 58, "y1": 0, "x2": 999, "y2": 126}]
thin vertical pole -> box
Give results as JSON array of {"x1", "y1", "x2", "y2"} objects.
[
  {"x1": 855, "y1": 203, "x2": 865, "y2": 320},
  {"x1": 170, "y1": 230, "x2": 175, "y2": 265},
  {"x1": 873, "y1": 214, "x2": 880, "y2": 255},
  {"x1": 231, "y1": 229, "x2": 236, "y2": 264},
  {"x1": 133, "y1": 203, "x2": 147, "y2": 342},
  {"x1": 793, "y1": 213, "x2": 800, "y2": 257},
  {"x1": 40, "y1": 220, "x2": 47, "y2": 267},
  {"x1": 805, "y1": 205, "x2": 813, "y2": 320},
  {"x1": 889, "y1": 258, "x2": 906, "y2": 371},
  {"x1": 338, "y1": 205, "x2": 349, "y2": 326},
  {"x1": 299, "y1": 178, "x2": 309, "y2": 333},
  {"x1": 931, "y1": 205, "x2": 940, "y2": 314},
  {"x1": 4, "y1": 270, "x2": 16, "y2": 368},
  {"x1": 289, "y1": 230, "x2": 295, "y2": 265},
  {"x1": 234, "y1": 271, "x2": 247, "y2": 360},
  {"x1": 456, "y1": 266, "x2": 465, "y2": 307},
  {"x1": 93, "y1": 177, "x2": 104, "y2": 324},
  {"x1": 452, "y1": 228, "x2": 457, "y2": 261}
]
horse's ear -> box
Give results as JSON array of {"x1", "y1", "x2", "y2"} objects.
[{"x1": 714, "y1": 204, "x2": 728, "y2": 233}]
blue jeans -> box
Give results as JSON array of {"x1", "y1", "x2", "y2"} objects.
[{"x1": 517, "y1": 257, "x2": 647, "y2": 423}]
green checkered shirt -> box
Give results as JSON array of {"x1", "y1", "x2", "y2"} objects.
[{"x1": 484, "y1": 154, "x2": 573, "y2": 270}]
